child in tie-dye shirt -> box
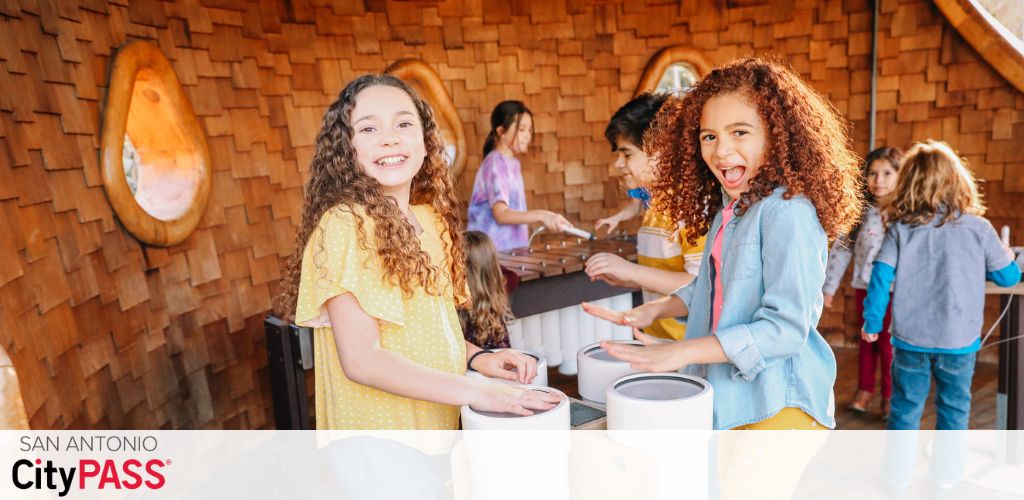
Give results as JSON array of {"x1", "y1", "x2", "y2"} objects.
[{"x1": 467, "y1": 101, "x2": 574, "y2": 252}]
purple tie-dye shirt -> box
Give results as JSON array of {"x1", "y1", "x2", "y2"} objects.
[{"x1": 467, "y1": 151, "x2": 528, "y2": 252}]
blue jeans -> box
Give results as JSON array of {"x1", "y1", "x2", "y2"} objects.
[{"x1": 887, "y1": 348, "x2": 976, "y2": 430}]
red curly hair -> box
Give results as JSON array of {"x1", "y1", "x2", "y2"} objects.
[{"x1": 648, "y1": 57, "x2": 863, "y2": 244}]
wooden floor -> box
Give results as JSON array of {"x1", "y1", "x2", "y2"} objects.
[{"x1": 548, "y1": 346, "x2": 1000, "y2": 430}]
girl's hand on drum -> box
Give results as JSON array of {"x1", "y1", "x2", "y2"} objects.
[
  {"x1": 469, "y1": 381, "x2": 562, "y2": 416},
  {"x1": 600, "y1": 330, "x2": 688, "y2": 372},
  {"x1": 473, "y1": 350, "x2": 537, "y2": 385}
]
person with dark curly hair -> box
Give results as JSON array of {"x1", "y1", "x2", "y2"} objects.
[
  {"x1": 584, "y1": 56, "x2": 864, "y2": 433},
  {"x1": 586, "y1": 92, "x2": 707, "y2": 341},
  {"x1": 275, "y1": 75, "x2": 559, "y2": 429}
]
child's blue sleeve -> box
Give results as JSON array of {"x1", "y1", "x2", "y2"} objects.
[
  {"x1": 987, "y1": 262, "x2": 1021, "y2": 288},
  {"x1": 863, "y1": 262, "x2": 895, "y2": 334}
]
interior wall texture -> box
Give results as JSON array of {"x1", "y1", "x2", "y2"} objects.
[{"x1": 0, "y1": 0, "x2": 1020, "y2": 428}]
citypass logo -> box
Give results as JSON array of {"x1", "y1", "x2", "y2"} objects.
[{"x1": 11, "y1": 435, "x2": 169, "y2": 497}]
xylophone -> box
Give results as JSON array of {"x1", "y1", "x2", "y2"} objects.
[{"x1": 497, "y1": 232, "x2": 640, "y2": 375}]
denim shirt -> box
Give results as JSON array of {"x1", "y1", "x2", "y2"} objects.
[{"x1": 674, "y1": 187, "x2": 837, "y2": 430}]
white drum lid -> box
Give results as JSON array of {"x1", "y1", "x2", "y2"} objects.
[
  {"x1": 581, "y1": 341, "x2": 641, "y2": 362},
  {"x1": 610, "y1": 373, "x2": 710, "y2": 402}
]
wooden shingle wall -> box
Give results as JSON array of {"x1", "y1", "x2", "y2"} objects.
[{"x1": 0, "y1": 0, "x2": 1020, "y2": 428}]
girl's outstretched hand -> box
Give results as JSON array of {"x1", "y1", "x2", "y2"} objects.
[
  {"x1": 468, "y1": 381, "x2": 563, "y2": 416},
  {"x1": 600, "y1": 330, "x2": 687, "y2": 372},
  {"x1": 581, "y1": 301, "x2": 658, "y2": 329},
  {"x1": 473, "y1": 350, "x2": 538, "y2": 385}
]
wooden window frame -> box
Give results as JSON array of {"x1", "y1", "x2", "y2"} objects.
[
  {"x1": 385, "y1": 59, "x2": 468, "y2": 177},
  {"x1": 100, "y1": 41, "x2": 211, "y2": 247}
]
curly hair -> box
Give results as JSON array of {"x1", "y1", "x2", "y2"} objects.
[
  {"x1": 884, "y1": 140, "x2": 985, "y2": 227},
  {"x1": 274, "y1": 75, "x2": 467, "y2": 321},
  {"x1": 461, "y1": 231, "x2": 513, "y2": 346},
  {"x1": 647, "y1": 57, "x2": 863, "y2": 244}
]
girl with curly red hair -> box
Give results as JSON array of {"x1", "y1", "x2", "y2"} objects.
[
  {"x1": 276, "y1": 75, "x2": 558, "y2": 429},
  {"x1": 584, "y1": 57, "x2": 863, "y2": 432}
]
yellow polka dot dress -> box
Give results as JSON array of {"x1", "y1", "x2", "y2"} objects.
[{"x1": 295, "y1": 205, "x2": 467, "y2": 430}]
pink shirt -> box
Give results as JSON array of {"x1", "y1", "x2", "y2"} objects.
[{"x1": 710, "y1": 202, "x2": 736, "y2": 334}]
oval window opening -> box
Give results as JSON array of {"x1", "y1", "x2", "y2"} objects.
[
  {"x1": 101, "y1": 41, "x2": 211, "y2": 247},
  {"x1": 124, "y1": 67, "x2": 205, "y2": 221}
]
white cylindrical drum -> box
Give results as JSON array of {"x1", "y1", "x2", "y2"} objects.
[
  {"x1": 522, "y1": 314, "x2": 543, "y2": 353},
  {"x1": 593, "y1": 298, "x2": 613, "y2": 341},
  {"x1": 461, "y1": 386, "x2": 570, "y2": 430},
  {"x1": 605, "y1": 372, "x2": 713, "y2": 430},
  {"x1": 540, "y1": 310, "x2": 562, "y2": 366},
  {"x1": 576, "y1": 341, "x2": 643, "y2": 404},
  {"x1": 610, "y1": 293, "x2": 634, "y2": 340},
  {"x1": 578, "y1": 303, "x2": 597, "y2": 347},
  {"x1": 507, "y1": 318, "x2": 524, "y2": 349},
  {"x1": 557, "y1": 306, "x2": 580, "y2": 375},
  {"x1": 465, "y1": 348, "x2": 548, "y2": 387}
]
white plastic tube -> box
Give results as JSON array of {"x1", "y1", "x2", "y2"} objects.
[
  {"x1": 610, "y1": 293, "x2": 634, "y2": 340},
  {"x1": 557, "y1": 306, "x2": 580, "y2": 375},
  {"x1": 540, "y1": 310, "x2": 562, "y2": 367},
  {"x1": 521, "y1": 314, "x2": 543, "y2": 353},
  {"x1": 593, "y1": 298, "x2": 613, "y2": 341},
  {"x1": 506, "y1": 318, "x2": 524, "y2": 349}
]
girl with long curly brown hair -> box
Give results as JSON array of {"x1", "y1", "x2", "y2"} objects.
[
  {"x1": 460, "y1": 231, "x2": 515, "y2": 349},
  {"x1": 584, "y1": 57, "x2": 863, "y2": 433},
  {"x1": 276, "y1": 75, "x2": 557, "y2": 430}
]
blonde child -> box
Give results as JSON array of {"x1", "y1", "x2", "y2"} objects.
[
  {"x1": 276, "y1": 75, "x2": 558, "y2": 430},
  {"x1": 822, "y1": 147, "x2": 903, "y2": 417},
  {"x1": 467, "y1": 101, "x2": 577, "y2": 251},
  {"x1": 586, "y1": 93, "x2": 707, "y2": 340},
  {"x1": 460, "y1": 230, "x2": 515, "y2": 350},
  {"x1": 863, "y1": 140, "x2": 1021, "y2": 431},
  {"x1": 584, "y1": 57, "x2": 863, "y2": 431}
]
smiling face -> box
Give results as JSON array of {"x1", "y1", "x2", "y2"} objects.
[
  {"x1": 350, "y1": 85, "x2": 427, "y2": 200},
  {"x1": 698, "y1": 92, "x2": 768, "y2": 200},
  {"x1": 613, "y1": 137, "x2": 656, "y2": 187},
  {"x1": 865, "y1": 159, "x2": 898, "y2": 200},
  {"x1": 498, "y1": 112, "x2": 533, "y2": 155}
]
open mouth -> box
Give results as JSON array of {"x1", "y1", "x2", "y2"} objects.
[
  {"x1": 375, "y1": 155, "x2": 408, "y2": 168},
  {"x1": 719, "y1": 164, "x2": 747, "y2": 187}
]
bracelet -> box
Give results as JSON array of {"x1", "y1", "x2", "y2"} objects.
[{"x1": 467, "y1": 349, "x2": 495, "y2": 372}]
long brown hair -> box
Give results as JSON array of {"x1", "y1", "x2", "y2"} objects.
[
  {"x1": 462, "y1": 231, "x2": 512, "y2": 345},
  {"x1": 648, "y1": 57, "x2": 863, "y2": 243},
  {"x1": 850, "y1": 146, "x2": 903, "y2": 241},
  {"x1": 884, "y1": 140, "x2": 985, "y2": 227},
  {"x1": 275, "y1": 75, "x2": 467, "y2": 320}
]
